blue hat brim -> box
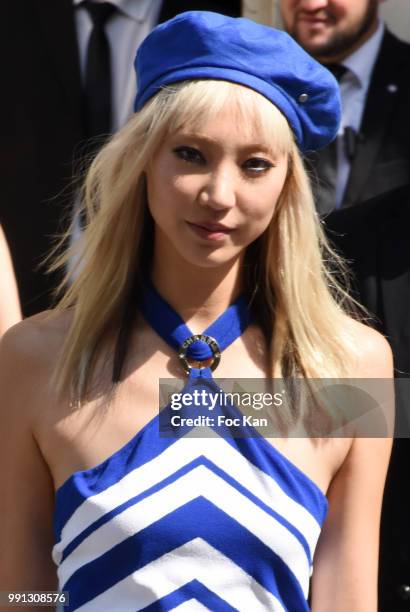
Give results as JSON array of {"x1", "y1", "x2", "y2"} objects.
[{"x1": 134, "y1": 66, "x2": 304, "y2": 147}]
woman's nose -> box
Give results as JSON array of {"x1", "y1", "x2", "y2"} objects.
[{"x1": 198, "y1": 165, "x2": 236, "y2": 211}]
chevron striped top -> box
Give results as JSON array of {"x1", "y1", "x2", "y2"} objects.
[{"x1": 53, "y1": 398, "x2": 328, "y2": 612}]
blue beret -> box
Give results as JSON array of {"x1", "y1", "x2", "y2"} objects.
[{"x1": 133, "y1": 11, "x2": 341, "y2": 152}]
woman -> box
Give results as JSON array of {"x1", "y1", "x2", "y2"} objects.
[
  {"x1": 0, "y1": 11, "x2": 393, "y2": 612},
  {"x1": 0, "y1": 225, "x2": 22, "y2": 336}
]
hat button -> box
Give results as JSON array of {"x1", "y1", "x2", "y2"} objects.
[{"x1": 298, "y1": 93, "x2": 309, "y2": 103}]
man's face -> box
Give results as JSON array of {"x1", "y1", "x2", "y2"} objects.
[{"x1": 280, "y1": 0, "x2": 380, "y2": 61}]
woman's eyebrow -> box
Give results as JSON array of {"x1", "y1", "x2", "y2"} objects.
[{"x1": 240, "y1": 143, "x2": 276, "y2": 155}]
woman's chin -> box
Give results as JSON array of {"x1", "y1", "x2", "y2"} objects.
[{"x1": 177, "y1": 245, "x2": 243, "y2": 270}]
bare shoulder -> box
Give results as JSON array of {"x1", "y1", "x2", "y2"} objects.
[
  {"x1": 0, "y1": 309, "x2": 73, "y2": 372},
  {"x1": 311, "y1": 317, "x2": 394, "y2": 609},
  {"x1": 0, "y1": 309, "x2": 74, "y2": 426},
  {"x1": 342, "y1": 315, "x2": 393, "y2": 378}
]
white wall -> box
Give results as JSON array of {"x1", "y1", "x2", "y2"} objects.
[
  {"x1": 380, "y1": 0, "x2": 410, "y2": 42},
  {"x1": 242, "y1": 0, "x2": 279, "y2": 25}
]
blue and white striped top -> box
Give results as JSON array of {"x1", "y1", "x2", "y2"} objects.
[
  {"x1": 53, "y1": 286, "x2": 328, "y2": 610},
  {"x1": 53, "y1": 407, "x2": 328, "y2": 611}
]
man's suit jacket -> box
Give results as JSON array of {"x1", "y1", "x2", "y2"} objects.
[
  {"x1": 325, "y1": 184, "x2": 410, "y2": 612},
  {"x1": 341, "y1": 30, "x2": 410, "y2": 209},
  {"x1": 312, "y1": 29, "x2": 410, "y2": 214},
  {"x1": 0, "y1": 0, "x2": 240, "y2": 316}
]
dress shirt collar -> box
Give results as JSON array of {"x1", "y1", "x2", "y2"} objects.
[
  {"x1": 343, "y1": 19, "x2": 385, "y2": 89},
  {"x1": 73, "y1": 0, "x2": 154, "y2": 22}
]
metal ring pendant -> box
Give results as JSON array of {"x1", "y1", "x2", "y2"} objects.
[{"x1": 178, "y1": 334, "x2": 221, "y2": 375}]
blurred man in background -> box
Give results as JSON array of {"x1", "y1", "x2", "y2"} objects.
[{"x1": 280, "y1": 0, "x2": 410, "y2": 214}]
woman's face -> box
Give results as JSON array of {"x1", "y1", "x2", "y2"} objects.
[{"x1": 146, "y1": 103, "x2": 289, "y2": 269}]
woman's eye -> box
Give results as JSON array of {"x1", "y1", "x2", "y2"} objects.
[
  {"x1": 173, "y1": 147, "x2": 204, "y2": 164},
  {"x1": 242, "y1": 157, "x2": 273, "y2": 173}
]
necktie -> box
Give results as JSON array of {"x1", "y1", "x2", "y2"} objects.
[
  {"x1": 82, "y1": 1, "x2": 117, "y2": 143},
  {"x1": 326, "y1": 63, "x2": 347, "y2": 82},
  {"x1": 310, "y1": 64, "x2": 347, "y2": 215}
]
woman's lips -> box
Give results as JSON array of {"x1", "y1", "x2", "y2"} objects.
[{"x1": 186, "y1": 221, "x2": 234, "y2": 241}]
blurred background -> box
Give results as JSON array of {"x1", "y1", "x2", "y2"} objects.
[{"x1": 243, "y1": 0, "x2": 410, "y2": 41}]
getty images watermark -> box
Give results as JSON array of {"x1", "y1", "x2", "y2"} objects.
[
  {"x1": 168, "y1": 387, "x2": 285, "y2": 429},
  {"x1": 158, "y1": 378, "x2": 405, "y2": 438}
]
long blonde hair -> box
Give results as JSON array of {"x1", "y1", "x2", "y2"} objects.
[{"x1": 51, "y1": 79, "x2": 361, "y2": 401}]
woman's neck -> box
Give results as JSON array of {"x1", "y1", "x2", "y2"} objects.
[{"x1": 150, "y1": 255, "x2": 245, "y2": 333}]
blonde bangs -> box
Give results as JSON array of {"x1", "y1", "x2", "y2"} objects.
[{"x1": 154, "y1": 80, "x2": 295, "y2": 157}]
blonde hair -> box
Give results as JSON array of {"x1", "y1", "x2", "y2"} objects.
[{"x1": 51, "y1": 79, "x2": 361, "y2": 401}]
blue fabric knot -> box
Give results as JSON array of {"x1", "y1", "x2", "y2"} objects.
[
  {"x1": 189, "y1": 366, "x2": 214, "y2": 379},
  {"x1": 186, "y1": 339, "x2": 213, "y2": 360}
]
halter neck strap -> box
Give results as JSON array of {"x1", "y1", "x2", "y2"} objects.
[{"x1": 139, "y1": 282, "x2": 252, "y2": 379}]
